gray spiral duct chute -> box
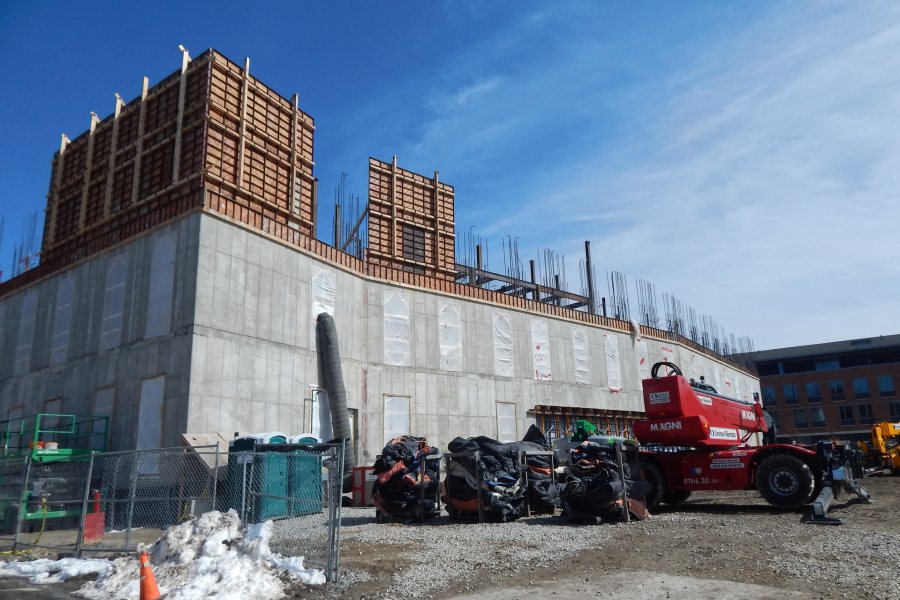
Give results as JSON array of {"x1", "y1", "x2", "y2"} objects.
[{"x1": 316, "y1": 312, "x2": 356, "y2": 492}]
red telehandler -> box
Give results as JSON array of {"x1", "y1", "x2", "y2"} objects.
[{"x1": 634, "y1": 362, "x2": 870, "y2": 525}]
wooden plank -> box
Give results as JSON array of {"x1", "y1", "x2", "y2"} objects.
[
  {"x1": 171, "y1": 46, "x2": 191, "y2": 183},
  {"x1": 45, "y1": 135, "x2": 70, "y2": 246},
  {"x1": 130, "y1": 77, "x2": 149, "y2": 204},
  {"x1": 289, "y1": 93, "x2": 298, "y2": 215},
  {"x1": 78, "y1": 113, "x2": 100, "y2": 231},
  {"x1": 103, "y1": 94, "x2": 125, "y2": 219},
  {"x1": 236, "y1": 57, "x2": 250, "y2": 190}
]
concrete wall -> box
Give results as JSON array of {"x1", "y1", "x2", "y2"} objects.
[
  {"x1": 0, "y1": 216, "x2": 201, "y2": 450},
  {"x1": 0, "y1": 211, "x2": 760, "y2": 459},
  {"x1": 190, "y1": 213, "x2": 761, "y2": 462}
]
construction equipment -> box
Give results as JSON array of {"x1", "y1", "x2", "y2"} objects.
[
  {"x1": 634, "y1": 362, "x2": 870, "y2": 524},
  {"x1": 857, "y1": 421, "x2": 900, "y2": 474}
]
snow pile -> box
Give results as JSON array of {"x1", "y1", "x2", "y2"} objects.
[
  {"x1": 0, "y1": 510, "x2": 325, "y2": 600},
  {"x1": 0, "y1": 557, "x2": 113, "y2": 583}
]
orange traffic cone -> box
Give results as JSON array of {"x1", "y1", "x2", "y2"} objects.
[{"x1": 139, "y1": 551, "x2": 161, "y2": 600}]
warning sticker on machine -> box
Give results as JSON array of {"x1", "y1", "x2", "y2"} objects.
[
  {"x1": 649, "y1": 392, "x2": 670, "y2": 404},
  {"x1": 711, "y1": 458, "x2": 744, "y2": 469},
  {"x1": 697, "y1": 395, "x2": 713, "y2": 406},
  {"x1": 709, "y1": 427, "x2": 739, "y2": 441}
]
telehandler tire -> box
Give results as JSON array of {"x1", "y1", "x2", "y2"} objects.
[{"x1": 756, "y1": 454, "x2": 815, "y2": 509}]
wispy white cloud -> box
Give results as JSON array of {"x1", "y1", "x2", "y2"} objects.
[{"x1": 335, "y1": 2, "x2": 900, "y2": 349}]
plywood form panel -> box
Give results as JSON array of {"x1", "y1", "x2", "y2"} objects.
[
  {"x1": 203, "y1": 52, "x2": 316, "y2": 239},
  {"x1": 367, "y1": 157, "x2": 455, "y2": 279}
]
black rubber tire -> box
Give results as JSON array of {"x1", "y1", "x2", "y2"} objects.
[
  {"x1": 756, "y1": 454, "x2": 815, "y2": 509},
  {"x1": 662, "y1": 490, "x2": 692, "y2": 505},
  {"x1": 642, "y1": 461, "x2": 666, "y2": 511}
]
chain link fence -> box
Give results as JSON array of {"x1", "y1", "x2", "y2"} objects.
[{"x1": 0, "y1": 443, "x2": 345, "y2": 581}]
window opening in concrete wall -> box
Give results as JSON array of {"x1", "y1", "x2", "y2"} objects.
[
  {"x1": 438, "y1": 301, "x2": 462, "y2": 372},
  {"x1": 383, "y1": 290, "x2": 411, "y2": 366},
  {"x1": 49, "y1": 276, "x2": 75, "y2": 365},
  {"x1": 604, "y1": 333, "x2": 622, "y2": 392},
  {"x1": 497, "y1": 402, "x2": 517, "y2": 441},
  {"x1": 93, "y1": 387, "x2": 115, "y2": 450},
  {"x1": 14, "y1": 291, "x2": 38, "y2": 376},
  {"x1": 137, "y1": 375, "x2": 166, "y2": 473},
  {"x1": 310, "y1": 265, "x2": 335, "y2": 346},
  {"x1": 383, "y1": 395, "x2": 410, "y2": 445},
  {"x1": 492, "y1": 313, "x2": 514, "y2": 377},
  {"x1": 633, "y1": 337, "x2": 650, "y2": 381},
  {"x1": 100, "y1": 251, "x2": 128, "y2": 351},
  {"x1": 530, "y1": 320, "x2": 552, "y2": 381},
  {"x1": 145, "y1": 231, "x2": 177, "y2": 339},
  {"x1": 573, "y1": 328, "x2": 592, "y2": 385}
]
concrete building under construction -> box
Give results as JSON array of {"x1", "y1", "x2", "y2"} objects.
[{"x1": 0, "y1": 49, "x2": 760, "y2": 462}]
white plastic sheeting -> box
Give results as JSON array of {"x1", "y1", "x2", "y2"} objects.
[
  {"x1": 492, "y1": 313, "x2": 514, "y2": 377},
  {"x1": 310, "y1": 265, "x2": 336, "y2": 345},
  {"x1": 49, "y1": 276, "x2": 75, "y2": 365},
  {"x1": 14, "y1": 291, "x2": 38, "y2": 376},
  {"x1": 99, "y1": 251, "x2": 128, "y2": 351},
  {"x1": 383, "y1": 290, "x2": 411, "y2": 366},
  {"x1": 635, "y1": 338, "x2": 651, "y2": 381},
  {"x1": 496, "y1": 402, "x2": 517, "y2": 441},
  {"x1": 572, "y1": 328, "x2": 592, "y2": 385},
  {"x1": 438, "y1": 301, "x2": 463, "y2": 371},
  {"x1": 137, "y1": 376, "x2": 165, "y2": 473},
  {"x1": 311, "y1": 389, "x2": 332, "y2": 441},
  {"x1": 145, "y1": 231, "x2": 177, "y2": 339},
  {"x1": 383, "y1": 395, "x2": 410, "y2": 445},
  {"x1": 530, "y1": 319, "x2": 552, "y2": 381},
  {"x1": 604, "y1": 333, "x2": 622, "y2": 392},
  {"x1": 714, "y1": 366, "x2": 722, "y2": 391}
]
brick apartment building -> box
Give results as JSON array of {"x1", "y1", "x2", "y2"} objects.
[{"x1": 754, "y1": 335, "x2": 900, "y2": 442}]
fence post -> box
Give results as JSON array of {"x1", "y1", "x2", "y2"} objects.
[
  {"x1": 12, "y1": 457, "x2": 32, "y2": 552},
  {"x1": 124, "y1": 452, "x2": 139, "y2": 549},
  {"x1": 75, "y1": 451, "x2": 97, "y2": 557},
  {"x1": 213, "y1": 444, "x2": 221, "y2": 512},
  {"x1": 326, "y1": 440, "x2": 345, "y2": 583}
]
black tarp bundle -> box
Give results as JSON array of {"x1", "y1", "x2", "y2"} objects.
[
  {"x1": 371, "y1": 436, "x2": 440, "y2": 521},
  {"x1": 444, "y1": 425, "x2": 559, "y2": 521},
  {"x1": 560, "y1": 438, "x2": 650, "y2": 523}
]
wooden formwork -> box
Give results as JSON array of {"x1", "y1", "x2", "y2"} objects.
[
  {"x1": 35, "y1": 48, "x2": 317, "y2": 279},
  {"x1": 367, "y1": 157, "x2": 455, "y2": 280}
]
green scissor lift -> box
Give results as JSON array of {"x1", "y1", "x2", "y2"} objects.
[{"x1": 0, "y1": 413, "x2": 109, "y2": 529}]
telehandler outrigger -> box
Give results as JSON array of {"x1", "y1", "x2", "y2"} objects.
[{"x1": 634, "y1": 362, "x2": 870, "y2": 525}]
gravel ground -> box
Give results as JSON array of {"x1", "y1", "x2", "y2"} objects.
[{"x1": 286, "y1": 474, "x2": 900, "y2": 600}]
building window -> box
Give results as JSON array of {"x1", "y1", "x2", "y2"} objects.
[
  {"x1": 810, "y1": 407, "x2": 826, "y2": 427},
  {"x1": 497, "y1": 402, "x2": 517, "y2": 441},
  {"x1": 858, "y1": 404, "x2": 875, "y2": 424},
  {"x1": 814, "y1": 358, "x2": 840, "y2": 371},
  {"x1": 792, "y1": 408, "x2": 807, "y2": 428},
  {"x1": 762, "y1": 387, "x2": 776, "y2": 406},
  {"x1": 839, "y1": 405, "x2": 854, "y2": 425},
  {"x1": 401, "y1": 224, "x2": 426, "y2": 264},
  {"x1": 829, "y1": 380, "x2": 845, "y2": 401},
  {"x1": 890, "y1": 401, "x2": 900, "y2": 419},
  {"x1": 877, "y1": 375, "x2": 896, "y2": 398},
  {"x1": 805, "y1": 383, "x2": 822, "y2": 403},
  {"x1": 853, "y1": 378, "x2": 870, "y2": 399},
  {"x1": 783, "y1": 384, "x2": 798, "y2": 404}
]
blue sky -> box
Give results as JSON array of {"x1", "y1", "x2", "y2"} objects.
[{"x1": 1, "y1": 1, "x2": 898, "y2": 350}]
